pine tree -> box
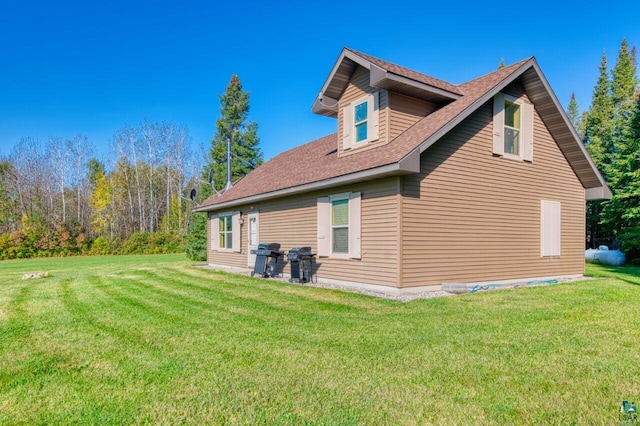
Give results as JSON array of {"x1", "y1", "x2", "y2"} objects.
[
  {"x1": 584, "y1": 52, "x2": 615, "y2": 170},
  {"x1": 610, "y1": 39, "x2": 638, "y2": 179},
  {"x1": 611, "y1": 39, "x2": 638, "y2": 119},
  {"x1": 186, "y1": 75, "x2": 263, "y2": 261},
  {"x1": 209, "y1": 75, "x2": 263, "y2": 191},
  {"x1": 602, "y1": 97, "x2": 640, "y2": 259},
  {"x1": 185, "y1": 212, "x2": 207, "y2": 261},
  {"x1": 590, "y1": 40, "x2": 640, "y2": 257},
  {"x1": 566, "y1": 93, "x2": 582, "y2": 136},
  {"x1": 583, "y1": 52, "x2": 616, "y2": 248}
]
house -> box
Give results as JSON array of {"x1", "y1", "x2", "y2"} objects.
[{"x1": 194, "y1": 48, "x2": 610, "y2": 293}]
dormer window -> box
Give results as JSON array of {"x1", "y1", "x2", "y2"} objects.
[
  {"x1": 354, "y1": 100, "x2": 368, "y2": 142},
  {"x1": 343, "y1": 92, "x2": 380, "y2": 149}
]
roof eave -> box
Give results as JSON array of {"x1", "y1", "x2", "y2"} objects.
[
  {"x1": 369, "y1": 64, "x2": 462, "y2": 103},
  {"x1": 586, "y1": 185, "x2": 613, "y2": 200},
  {"x1": 310, "y1": 49, "x2": 362, "y2": 116},
  {"x1": 311, "y1": 95, "x2": 339, "y2": 117},
  {"x1": 193, "y1": 153, "x2": 420, "y2": 212},
  {"x1": 524, "y1": 61, "x2": 611, "y2": 196}
]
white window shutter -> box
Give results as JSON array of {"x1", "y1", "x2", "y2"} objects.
[
  {"x1": 317, "y1": 197, "x2": 330, "y2": 257},
  {"x1": 541, "y1": 201, "x2": 561, "y2": 257},
  {"x1": 348, "y1": 192, "x2": 361, "y2": 259},
  {"x1": 232, "y1": 212, "x2": 241, "y2": 252},
  {"x1": 211, "y1": 215, "x2": 219, "y2": 251},
  {"x1": 342, "y1": 106, "x2": 352, "y2": 150},
  {"x1": 368, "y1": 92, "x2": 380, "y2": 141},
  {"x1": 522, "y1": 102, "x2": 534, "y2": 162},
  {"x1": 493, "y1": 93, "x2": 505, "y2": 156}
]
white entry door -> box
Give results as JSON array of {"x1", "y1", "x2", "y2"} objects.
[{"x1": 247, "y1": 212, "x2": 259, "y2": 267}]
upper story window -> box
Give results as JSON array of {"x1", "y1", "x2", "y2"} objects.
[
  {"x1": 354, "y1": 100, "x2": 368, "y2": 143},
  {"x1": 342, "y1": 92, "x2": 380, "y2": 149},
  {"x1": 492, "y1": 93, "x2": 533, "y2": 162},
  {"x1": 504, "y1": 100, "x2": 521, "y2": 156}
]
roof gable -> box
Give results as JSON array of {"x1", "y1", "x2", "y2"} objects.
[
  {"x1": 197, "y1": 51, "x2": 610, "y2": 212},
  {"x1": 312, "y1": 48, "x2": 463, "y2": 117},
  {"x1": 401, "y1": 58, "x2": 609, "y2": 195}
]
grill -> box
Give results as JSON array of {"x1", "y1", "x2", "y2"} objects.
[
  {"x1": 250, "y1": 243, "x2": 284, "y2": 278},
  {"x1": 287, "y1": 247, "x2": 316, "y2": 283}
]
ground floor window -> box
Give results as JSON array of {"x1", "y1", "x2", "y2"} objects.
[
  {"x1": 317, "y1": 192, "x2": 361, "y2": 259},
  {"x1": 219, "y1": 214, "x2": 232, "y2": 249},
  {"x1": 331, "y1": 197, "x2": 349, "y2": 254}
]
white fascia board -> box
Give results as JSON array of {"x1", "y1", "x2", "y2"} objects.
[
  {"x1": 586, "y1": 185, "x2": 613, "y2": 200},
  {"x1": 194, "y1": 160, "x2": 420, "y2": 212},
  {"x1": 311, "y1": 95, "x2": 339, "y2": 115}
]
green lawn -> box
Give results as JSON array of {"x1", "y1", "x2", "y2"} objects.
[{"x1": 1, "y1": 254, "x2": 639, "y2": 425}]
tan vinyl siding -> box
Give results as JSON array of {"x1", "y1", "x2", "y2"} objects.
[
  {"x1": 388, "y1": 92, "x2": 437, "y2": 140},
  {"x1": 338, "y1": 66, "x2": 389, "y2": 156},
  {"x1": 206, "y1": 212, "x2": 248, "y2": 268},
  {"x1": 207, "y1": 178, "x2": 400, "y2": 287},
  {"x1": 400, "y1": 84, "x2": 585, "y2": 287}
]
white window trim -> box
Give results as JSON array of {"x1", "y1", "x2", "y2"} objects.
[
  {"x1": 211, "y1": 214, "x2": 219, "y2": 250},
  {"x1": 216, "y1": 211, "x2": 233, "y2": 252},
  {"x1": 493, "y1": 93, "x2": 533, "y2": 162},
  {"x1": 343, "y1": 92, "x2": 380, "y2": 150},
  {"x1": 330, "y1": 193, "x2": 350, "y2": 259},
  {"x1": 317, "y1": 192, "x2": 361, "y2": 260},
  {"x1": 353, "y1": 98, "x2": 369, "y2": 144},
  {"x1": 502, "y1": 95, "x2": 522, "y2": 161},
  {"x1": 214, "y1": 211, "x2": 240, "y2": 252}
]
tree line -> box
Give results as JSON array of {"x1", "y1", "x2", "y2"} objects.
[
  {"x1": 569, "y1": 39, "x2": 640, "y2": 262},
  {"x1": 0, "y1": 74, "x2": 262, "y2": 261},
  {"x1": 0, "y1": 119, "x2": 202, "y2": 259}
]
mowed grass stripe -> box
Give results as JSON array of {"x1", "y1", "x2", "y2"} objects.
[
  {"x1": 2, "y1": 279, "x2": 36, "y2": 338},
  {"x1": 123, "y1": 268, "x2": 314, "y2": 335},
  {"x1": 110, "y1": 272, "x2": 267, "y2": 329},
  {"x1": 151, "y1": 264, "x2": 394, "y2": 313},
  {"x1": 134, "y1": 267, "x2": 372, "y2": 324},
  {"x1": 1, "y1": 255, "x2": 640, "y2": 424},
  {"x1": 60, "y1": 275, "x2": 160, "y2": 349},
  {"x1": 129, "y1": 269, "x2": 381, "y2": 351}
]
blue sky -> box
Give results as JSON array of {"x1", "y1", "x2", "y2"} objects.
[{"x1": 1, "y1": 0, "x2": 639, "y2": 162}]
